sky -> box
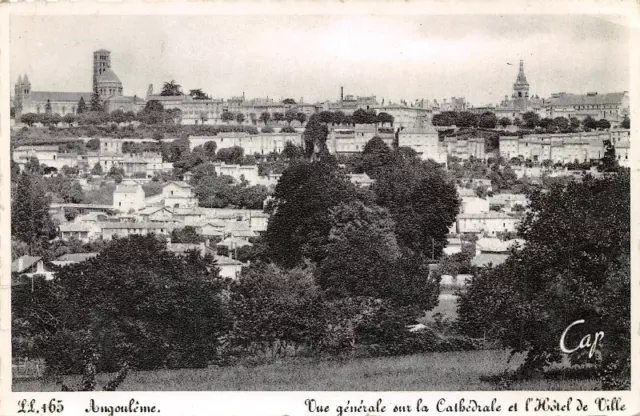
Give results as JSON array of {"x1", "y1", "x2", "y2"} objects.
[{"x1": 10, "y1": 15, "x2": 630, "y2": 107}]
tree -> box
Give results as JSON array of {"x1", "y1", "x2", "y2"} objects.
[
  {"x1": 203, "y1": 141, "x2": 218, "y2": 161},
  {"x1": 91, "y1": 162, "x2": 104, "y2": 176},
  {"x1": 522, "y1": 112, "x2": 540, "y2": 129},
  {"x1": 352, "y1": 109, "x2": 377, "y2": 125},
  {"x1": 597, "y1": 119, "x2": 611, "y2": 130},
  {"x1": 376, "y1": 112, "x2": 394, "y2": 127},
  {"x1": 272, "y1": 112, "x2": 284, "y2": 123},
  {"x1": 458, "y1": 172, "x2": 630, "y2": 381},
  {"x1": 44, "y1": 175, "x2": 85, "y2": 203},
  {"x1": 110, "y1": 110, "x2": 126, "y2": 125},
  {"x1": 230, "y1": 262, "x2": 325, "y2": 356},
  {"x1": 361, "y1": 136, "x2": 392, "y2": 178},
  {"x1": 77, "y1": 97, "x2": 87, "y2": 115},
  {"x1": 284, "y1": 110, "x2": 297, "y2": 125},
  {"x1": 282, "y1": 141, "x2": 304, "y2": 160},
  {"x1": 332, "y1": 111, "x2": 345, "y2": 126},
  {"x1": 160, "y1": 80, "x2": 183, "y2": 96},
  {"x1": 373, "y1": 155, "x2": 460, "y2": 258},
  {"x1": 569, "y1": 117, "x2": 580, "y2": 131},
  {"x1": 264, "y1": 158, "x2": 358, "y2": 267},
  {"x1": 478, "y1": 112, "x2": 497, "y2": 129},
  {"x1": 318, "y1": 111, "x2": 335, "y2": 124},
  {"x1": 538, "y1": 117, "x2": 554, "y2": 131},
  {"x1": 215, "y1": 146, "x2": 244, "y2": 165},
  {"x1": 621, "y1": 116, "x2": 630, "y2": 129},
  {"x1": 24, "y1": 157, "x2": 42, "y2": 174},
  {"x1": 582, "y1": 116, "x2": 598, "y2": 131},
  {"x1": 316, "y1": 201, "x2": 399, "y2": 299},
  {"x1": 236, "y1": 113, "x2": 246, "y2": 125},
  {"x1": 455, "y1": 111, "x2": 478, "y2": 128},
  {"x1": 13, "y1": 235, "x2": 231, "y2": 376},
  {"x1": 20, "y1": 113, "x2": 38, "y2": 127},
  {"x1": 282, "y1": 98, "x2": 297, "y2": 105},
  {"x1": 89, "y1": 93, "x2": 103, "y2": 112},
  {"x1": 548, "y1": 117, "x2": 566, "y2": 132},
  {"x1": 258, "y1": 112, "x2": 271, "y2": 126},
  {"x1": 44, "y1": 99, "x2": 52, "y2": 115},
  {"x1": 63, "y1": 113, "x2": 76, "y2": 127},
  {"x1": 189, "y1": 88, "x2": 210, "y2": 100},
  {"x1": 499, "y1": 117, "x2": 512, "y2": 128},
  {"x1": 108, "y1": 166, "x2": 125, "y2": 183},
  {"x1": 295, "y1": 112, "x2": 307, "y2": 126},
  {"x1": 11, "y1": 172, "x2": 56, "y2": 250},
  {"x1": 302, "y1": 114, "x2": 330, "y2": 157},
  {"x1": 170, "y1": 226, "x2": 203, "y2": 243},
  {"x1": 221, "y1": 111, "x2": 235, "y2": 124}
]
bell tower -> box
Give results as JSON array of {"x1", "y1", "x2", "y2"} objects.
[
  {"x1": 512, "y1": 59, "x2": 530, "y2": 99},
  {"x1": 93, "y1": 49, "x2": 112, "y2": 93}
]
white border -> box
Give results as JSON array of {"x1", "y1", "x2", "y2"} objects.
[{"x1": 0, "y1": 2, "x2": 638, "y2": 415}]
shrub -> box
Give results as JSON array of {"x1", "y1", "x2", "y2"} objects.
[{"x1": 261, "y1": 126, "x2": 275, "y2": 133}]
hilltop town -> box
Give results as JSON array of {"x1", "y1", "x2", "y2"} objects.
[{"x1": 10, "y1": 49, "x2": 631, "y2": 391}]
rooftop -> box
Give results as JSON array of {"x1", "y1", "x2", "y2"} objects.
[{"x1": 12, "y1": 256, "x2": 42, "y2": 273}]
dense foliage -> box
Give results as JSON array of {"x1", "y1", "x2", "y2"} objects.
[{"x1": 457, "y1": 171, "x2": 630, "y2": 385}]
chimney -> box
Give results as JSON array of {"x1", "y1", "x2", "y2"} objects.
[{"x1": 340, "y1": 86, "x2": 344, "y2": 102}]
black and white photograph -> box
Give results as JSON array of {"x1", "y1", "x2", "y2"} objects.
[{"x1": 5, "y1": 11, "x2": 634, "y2": 397}]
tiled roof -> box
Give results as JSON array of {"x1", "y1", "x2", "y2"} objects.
[
  {"x1": 166, "y1": 181, "x2": 192, "y2": 189},
  {"x1": 458, "y1": 212, "x2": 516, "y2": 220},
  {"x1": 12, "y1": 256, "x2": 42, "y2": 273},
  {"x1": 100, "y1": 222, "x2": 172, "y2": 229},
  {"x1": 215, "y1": 255, "x2": 244, "y2": 266},
  {"x1": 471, "y1": 253, "x2": 510, "y2": 268},
  {"x1": 27, "y1": 91, "x2": 92, "y2": 103},
  {"x1": 96, "y1": 68, "x2": 121, "y2": 83},
  {"x1": 476, "y1": 238, "x2": 525, "y2": 253},
  {"x1": 14, "y1": 145, "x2": 60, "y2": 152},
  {"x1": 54, "y1": 252, "x2": 99, "y2": 263},
  {"x1": 60, "y1": 222, "x2": 93, "y2": 232},
  {"x1": 218, "y1": 237, "x2": 253, "y2": 248},
  {"x1": 547, "y1": 92, "x2": 626, "y2": 107},
  {"x1": 114, "y1": 184, "x2": 141, "y2": 194}
]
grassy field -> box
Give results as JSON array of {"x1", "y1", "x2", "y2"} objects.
[{"x1": 13, "y1": 349, "x2": 598, "y2": 392}]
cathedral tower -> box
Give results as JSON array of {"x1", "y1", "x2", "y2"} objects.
[
  {"x1": 512, "y1": 59, "x2": 529, "y2": 99},
  {"x1": 93, "y1": 49, "x2": 112, "y2": 93}
]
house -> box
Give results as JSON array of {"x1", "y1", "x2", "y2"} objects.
[
  {"x1": 51, "y1": 252, "x2": 99, "y2": 267},
  {"x1": 471, "y1": 237, "x2": 525, "y2": 268},
  {"x1": 218, "y1": 237, "x2": 253, "y2": 249},
  {"x1": 113, "y1": 181, "x2": 145, "y2": 213},
  {"x1": 166, "y1": 241, "x2": 245, "y2": 279},
  {"x1": 489, "y1": 193, "x2": 529, "y2": 210},
  {"x1": 59, "y1": 222, "x2": 100, "y2": 242},
  {"x1": 12, "y1": 256, "x2": 55, "y2": 280},
  {"x1": 443, "y1": 237, "x2": 463, "y2": 256},
  {"x1": 460, "y1": 196, "x2": 490, "y2": 214},
  {"x1": 224, "y1": 221, "x2": 256, "y2": 239},
  {"x1": 136, "y1": 206, "x2": 175, "y2": 223},
  {"x1": 100, "y1": 221, "x2": 174, "y2": 240},
  {"x1": 348, "y1": 173, "x2": 376, "y2": 188},
  {"x1": 162, "y1": 181, "x2": 198, "y2": 209},
  {"x1": 456, "y1": 212, "x2": 522, "y2": 236},
  {"x1": 249, "y1": 212, "x2": 269, "y2": 233}
]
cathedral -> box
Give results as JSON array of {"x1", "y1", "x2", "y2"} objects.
[{"x1": 13, "y1": 49, "x2": 145, "y2": 119}]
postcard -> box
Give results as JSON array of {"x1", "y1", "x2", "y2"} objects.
[{"x1": 0, "y1": 2, "x2": 638, "y2": 415}]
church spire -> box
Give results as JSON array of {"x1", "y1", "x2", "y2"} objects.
[{"x1": 516, "y1": 59, "x2": 527, "y2": 84}]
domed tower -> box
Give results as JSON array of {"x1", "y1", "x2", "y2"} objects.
[
  {"x1": 93, "y1": 49, "x2": 123, "y2": 100},
  {"x1": 512, "y1": 59, "x2": 529, "y2": 99}
]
